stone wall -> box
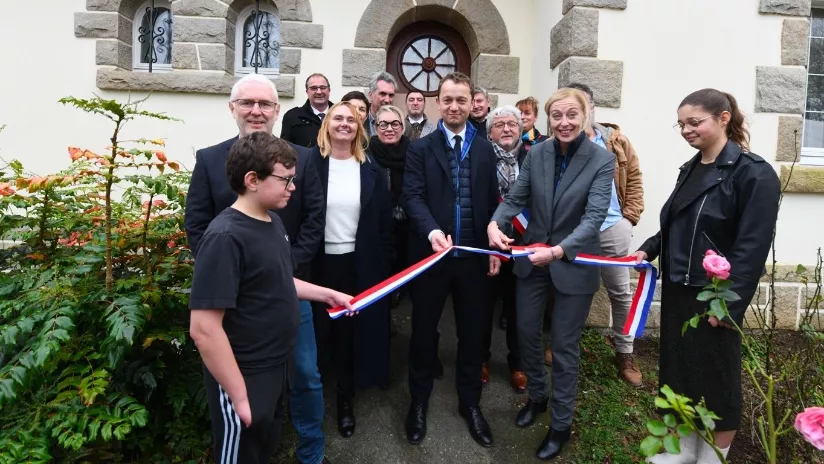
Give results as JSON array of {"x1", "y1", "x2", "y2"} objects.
[
  {"x1": 585, "y1": 263, "x2": 823, "y2": 334},
  {"x1": 74, "y1": 0, "x2": 324, "y2": 97}
]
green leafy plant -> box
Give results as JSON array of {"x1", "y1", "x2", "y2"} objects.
[{"x1": 0, "y1": 95, "x2": 210, "y2": 462}]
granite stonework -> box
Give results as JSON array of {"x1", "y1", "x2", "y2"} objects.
[
  {"x1": 172, "y1": 0, "x2": 229, "y2": 18},
  {"x1": 550, "y1": 7, "x2": 599, "y2": 69},
  {"x1": 281, "y1": 22, "x2": 324, "y2": 48},
  {"x1": 781, "y1": 18, "x2": 810, "y2": 66},
  {"x1": 780, "y1": 165, "x2": 824, "y2": 193},
  {"x1": 558, "y1": 58, "x2": 623, "y2": 108},
  {"x1": 341, "y1": 49, "x2": 387, "y2": 87},
  {"x1": 776, "y1": 115, "x2": 803, "y2": 162},
  {"x1": 171, "y1": 43, "x2": 199, "y2": 70},
  {"x1": 471, "y1": 55, "x2": 520, "y2": 94},
  {"x1": 198, "y1": 44, "x2": 234, "y2": 72},
  {"x1": 755, "y1": 66, "x2": 806, "y2": 114},
  {"x1": 95, "y1": 39, "x2": 132, "y2": 70},
  {"x1": 562, "y1": 0, "x2": 628, "y2": 14},
  {"x1": 96, "y1": 68, "x2": 296, "y2": 97},
  {"x1": 279, "y1": 48, "x2": 302, "y2": 75},
  {"x1": 759, "y1": 0, "x2": 812, "y2": 16},
  {"x1": 74, "y1": 11, "x2": 131, "y2": 43},
  {"x1": 172, "y1": 16, "x2": 233, "y2": 44}
]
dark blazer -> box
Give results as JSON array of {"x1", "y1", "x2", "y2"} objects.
[
  {"x1": 184, "y1": 136, "x2": 325, "y2": 279},
  {"x1": 312, "y1": 148, "x2": 394, "y2": 389},
  {"x1": 638, "y1": 140, "x2": 780, "y2": 323},
  {"x1": 402, "y1": 127, "x2": 500, "y2": 262},
  {"x1": 280, "y1": 99, "x2": 332, "y2": 148},
  {"x1": 492, "y1": 135, "x2": 615, "y2": 295}
]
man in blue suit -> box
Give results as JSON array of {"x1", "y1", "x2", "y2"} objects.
[
  {"x1": 402, "y1": 72, "x2": 501, "y2": 448},
  {"x1": 184, "y1": 73, "x2": 330, "y2": 464}
]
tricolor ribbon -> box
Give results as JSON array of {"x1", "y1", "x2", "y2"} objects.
[{"x1": 326, "y1": 244, "x2": 657, "y2": 338}]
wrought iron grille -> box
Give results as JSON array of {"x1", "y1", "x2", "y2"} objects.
[
  {"x1": 137, "y1": 0, "x2": 172, "y2": 72},
  {"x1": 243, "y1": 0, "x2": 281, "y2": 73}
]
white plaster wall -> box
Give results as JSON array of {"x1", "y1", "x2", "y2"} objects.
[{"x1": 593, "y1": 0, "x2": 820, "y2": 265}]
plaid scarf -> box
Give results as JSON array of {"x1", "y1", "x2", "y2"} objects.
[{"x1": 492, "y1": 142, "x2": 520, "y2": 194}]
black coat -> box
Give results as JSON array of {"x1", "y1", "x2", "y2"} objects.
[
  {"x1": 638, "y1": 140, "x2": 780, "y2": 323},
  {"x1": 312, "y1": 148, "x2": 394, "y2": 389},
  {"x1": 184, "y1": 136, "x2": 325, "y2": 279},
  {"x1": 401, "y1": 128, "x2": 500, "y2": 262},
  {"x1": 280, "y1": 99, "x2": 332, "y2": 148}
]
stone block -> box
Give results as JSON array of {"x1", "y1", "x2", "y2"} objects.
[
  {"x1": 74, "y1": 12, "x2": 131, "y2": 43},
  {"x1": 454, "y1": 0, "x2": 511, "y2": 55},
  {"x1": 760, "y1": 0, "x2": 812, "y2": 16},
  {"x1": 172, "y1": 0, "x2": 229, "y2": 18},
  {"x1": 630, "y1": 279, "x2": 662, "y2": 302},
  {"x1": 354, "y1": 0, "x2": 413, "y2": 49},
  {"x1": 95, "y1": 39, "x2": 132, "y2": 70},
  {"x1": 276, "y1": 0, "x2": 314, "y2": 21},
  {"x1": 86, "y1": 0, "x2": 118, "y2": 11},
  {"x1": 96, "y1": 68, "x2": 295, "y2": 97},
  {"x1": 172, "y1": 43, "x2": 199, "y2": 70},
  {"x1": 172, "y1": 16, "x2": 230, "y2": 44},
  {"x1": 780, "y1": 165, "x2": 824, "y2": 193},
  {"x1": 755, "y1": 66, "x2": 806, "y2": 114},
  {"x1": 488, "y1": 94, "x2": 499, "y2": 108},
  {"x1": 772, "y1": 285, "x2": 801, "y2": 329},
  {"x1": 743, "y1": 284, "x2": 771, "y2": 329},
  {"x1": 782, "y1": 19, "x2": 810, "y2": 66},
  {"x1": 471, "y1": 55, "x2": 520, "y2": 94},
  {"x1": 587, "y1": 286, "x2": 611, "y2": 327},
  {"x1": 558, "y1": 58, "x2": 623, "y2": 108},
  {"x1": 562, "y1": 0, "x2": 628, "y2": 14},
  {"x1": 281, "y1": 22, "x2": 323, "y2": 49},
  {"x1": 776, "y1": 115, "x2": 803, "y2": 162},
  {"x1": 761, "y1": 263, "x2": 819, "y2": 283},
  {"x1": 550, "y1": 8, "x2": 598, "y2": 69},
  {"x1": 198, "y1": 44, "x2": 233, "y2": 72},
  {"x1": 279, "y1": 48, "x2": 301, "y2": 74},
  {"x1": 797, "y1": 309, "x2": 824, "y2": 331},
  {"x1": 646, "y1": 303, "x2": 661, "y2": 329},
  {"x1": 341, "y1": 49, "x2": 387, "y2": 86}
]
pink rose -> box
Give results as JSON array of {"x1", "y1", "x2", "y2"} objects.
[
  {"x1": 703, "y1": 250, "x2": 731, "y2": 280},
  {"x1": 794, "y1": 407, "x2": 824, "y2": 451}
]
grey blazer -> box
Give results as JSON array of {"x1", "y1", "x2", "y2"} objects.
[{"x1": 491, "y1": 136, "x2": 615, "y2": 295}]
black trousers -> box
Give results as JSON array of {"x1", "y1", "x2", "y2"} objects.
[
  {"x1": 204, "y1": 363, "x2": 287, "y2": 464},
  {"x1": 484, "y1": 259, "x2": 522, "y2": 371},
  {"x1": 314, "y1": 252, "x2": 357, "y2": 400},
  {"x1": 408, "y1": 256, "x2": 492, "y2": 409}
]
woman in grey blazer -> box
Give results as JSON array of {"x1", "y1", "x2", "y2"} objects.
[{"x1": 488, "y1": 88, "x2": 615, "y2": 461}]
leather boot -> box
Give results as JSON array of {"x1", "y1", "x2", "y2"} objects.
[
  {"x1": 536, "y1": 427, "x2": 571, "y2": 460},
  {"x1": 405, "y1": 402, "x2": 427, "y2": 445},
  {"x1": 616, "y1": 353, "x2": 643, "y2": 388},
  {"x1": 510, "y1": 370, "x2": 527, "y2": 392},
  {"x1": 336, "y1": 397, "x2": 355, "y2": 438},
  {"x1": 515, "y1": 398, "x2": 547, "y2": 428},
  {"x1": 459, "y1": 406, "x2": 493, "y2": 448}
]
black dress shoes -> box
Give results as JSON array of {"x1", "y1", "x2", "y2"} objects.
[
  {"x1": 515, "y1": 398, "x2": 548, "y2": 428},
  {"x1": 458, "y1": 406, "x2": 493, "y2": 448},
  {"x1": 405, "y1": 402, "x2": 427, "y2": 445},
  {"x1": 337, "y1": 399, "x2": 355, "y2": 438},
  {"x1": 536, "y1": 427, "x2": 571, "y2": 460}
]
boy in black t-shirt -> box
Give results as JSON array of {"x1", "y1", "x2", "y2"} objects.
[{"x1": 189, "y1": 132, "x2": 353, "y2": 464}]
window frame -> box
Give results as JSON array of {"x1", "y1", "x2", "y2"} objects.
[
  {"x1": 234, "y1": 3, "x2": 281, "y2": 76},
  {"x1": 801, "y1": 5, "x2": 824, "y2": 164},
  {"x1": 132, "y1": 0, "x2": 173, "y2": 73}
]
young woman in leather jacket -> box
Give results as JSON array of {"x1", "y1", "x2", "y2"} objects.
[{"x1": 632, "y1": 89, "x2": 780, "y2": 464}]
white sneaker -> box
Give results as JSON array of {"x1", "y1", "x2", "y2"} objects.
[
  {"x1": 645, "y1": 433, "x2": 699, "y2": 464},
  {"x1": 696, "y1": 440, "x2": 730, "y2": 464}
]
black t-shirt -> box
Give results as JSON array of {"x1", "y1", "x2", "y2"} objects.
[
  {"x1": 671, "y1": 161, "x2": 716, "y2": 214},
  {"x1": 189, "y1": 208, "x2": 300, "y2": 373}
]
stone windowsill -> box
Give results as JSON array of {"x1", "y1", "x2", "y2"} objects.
[
  {"x1": 780, "y1": 164, "x2": 824, "y2": 194},
  {"x1": 95, "y1": 68, "x2": 296, "y2": 98}
]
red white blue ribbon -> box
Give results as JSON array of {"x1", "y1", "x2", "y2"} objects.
[{"x1": 326, "y1": 244, "x2": 657, "y2": 338}]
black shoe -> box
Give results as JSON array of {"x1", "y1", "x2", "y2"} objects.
[
  {"x1": 459, "y1": 406, "x2": 493, "y2": 448},
  {"x1": 337, "y1": 399, "x2": 355, "y2": 438},
  {"x1": 536, "y1": 427, "x2": 571, "y2": 460},
  {"x1": 434, "y1": 358, "x2": 444, "y2": 379},
  {"x1": 405, "y1": 402, "x2": 427, "y2": 445},
  {"x1": 498, "y1": 313, "x2": 508, "y2": 330},
  {"x1": 515, "y1": 398, "x2": 548, "y2": 428}
]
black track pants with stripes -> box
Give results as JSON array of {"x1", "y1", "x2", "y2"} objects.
[{"x1": 204, "y1": 363, "x2": 288, "y2": 464}]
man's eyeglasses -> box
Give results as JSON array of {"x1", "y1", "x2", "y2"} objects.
[
  {"x1": 377, "y1": 121, "x2": 403, "y2": 130},
  {"x1": 492, "y1": 121, "x2": 520, "y2": 130},
  {"x1": 308, "y1": 85, "x2": 329, "y2": 92},
  {"x1": 673, "y1": 115, "x2": 712, "y2": 131},
  {"x1": 269, "y1": 173, "x2": 296, "y2": 189},
  {"x1": 233, "y1": 99, "x2": 277, "y2": 112}
]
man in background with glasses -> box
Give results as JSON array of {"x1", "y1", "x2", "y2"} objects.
[
  {"x1": 185, "y1": 73, "x2": 333, "y2": 464},
  {"x1": 281, "y1": 73, "x2": 334, "y2": 148}
]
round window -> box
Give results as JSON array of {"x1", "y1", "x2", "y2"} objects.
[{"x1": 400, "y1": 36, "x2": 457, "y2": 94}]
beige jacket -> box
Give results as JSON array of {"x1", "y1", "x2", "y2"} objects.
[{"x1": 593, "y1": 122, "x2": 645, "y2": 225}]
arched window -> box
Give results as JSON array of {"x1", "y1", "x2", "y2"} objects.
[
  {"x1": 235, "y1": 3, "x2": 281, "y2": 75},
  {"x1": 132, "y1": 1, "x2": 172, "y2": 72}
]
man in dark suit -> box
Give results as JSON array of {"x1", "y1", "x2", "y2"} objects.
[
  {"x1": 402, "y1": 72, "x2": 501, "y2": 448},
  {"x1": 280, "y1": 73, "x2": 333, "y2": 148},
  {"x1": 184, "y1": 73, "x2": 331, "y2": 464}
]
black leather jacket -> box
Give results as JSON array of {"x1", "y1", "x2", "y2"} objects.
[{"x1": 638, "y1": 140, "x2": 780, "y2": 323}]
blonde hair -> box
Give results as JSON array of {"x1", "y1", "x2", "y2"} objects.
[
  {"x1": 317, "y1": 102, "x2": 369, "y2": 163},
  {"x1": 375, "y1": 105, "x2": 405, "y2": 132},
  {"x1": 543, "y1": 88, "x2": 591, "y2": 138}
]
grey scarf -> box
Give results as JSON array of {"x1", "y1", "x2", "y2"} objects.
[{"x1": 492, "y1": 141, "x2": 521, "y2": 194}]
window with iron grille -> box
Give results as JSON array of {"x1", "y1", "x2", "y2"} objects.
[
  {"x1": 235, "y1": 3, "x2": 281, "y2": 75},
  {"x1": 133, "y1": 0, "x2": 172, "y2": 72}
]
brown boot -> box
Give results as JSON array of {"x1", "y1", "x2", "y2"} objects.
[
  {"x1": 510, "y1": 370, "x2": 527, "y2": 392},
  {"x1": 615, "y1": 353, "x2": 642, "y2": 387},
  {"x1": 544, "y1": 347, "x2": 553, "y2": 366}
]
